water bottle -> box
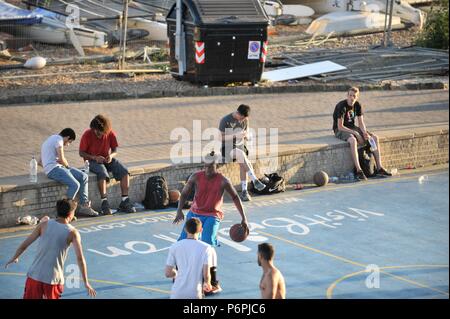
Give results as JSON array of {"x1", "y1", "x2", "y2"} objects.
[
  {"x1": 369, "y1": 136, "x2": 377, "y2": 152},
  {"x1": 418, "y1": 175, "x2": 428, "y2": 184},
  {"x1": 83, "y1": 160, "x2": 90, "y2": 173},
  {"x1": 29, "y1": 156, "x2": 38, "y2": 183},
  {"x1": 330, "y1": 176, "x2": 339, "y2": 183}
]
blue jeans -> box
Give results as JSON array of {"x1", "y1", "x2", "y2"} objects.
[
  {"x1": 47, "y1": 166, "x2": 88, "y2": 205},
  {"x1": 178, "y1": 211, "x2": 221, "y2": 247}
]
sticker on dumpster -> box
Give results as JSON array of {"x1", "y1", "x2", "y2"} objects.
[
  {"x1": 248, "y1": 41, "x2": 261, "y2": 60},
  {"x1": 260, "y1": 41, "x2": 268, "y2": 63},
  {"x1": 195, "y1": 42, "x2": 205, "y2": 64}
]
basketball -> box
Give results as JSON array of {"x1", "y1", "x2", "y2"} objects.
[
  {"x1": 229, "y1": 223, "x2": 250, "y2": 242},
  {"x1": 168, "y1": 189, "x2": 181, "y2": 203},
  {"x1": 313, "y1": 171, "x2": 329, "y2": 187}
]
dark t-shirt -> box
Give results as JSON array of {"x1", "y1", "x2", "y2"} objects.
[
  {"x1": 332, "y1": 100, "x2": 363, "y2": 132},
  {"x1": 219, "y1": 113, "x2": 249, "y2": 149}
]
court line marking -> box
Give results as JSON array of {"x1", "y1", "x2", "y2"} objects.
[
  {"x1": 257, "y1": 231, "x2": 449, "y2": 298},
  {"x1": 0, "y1": 272, "x2": 171, "y2": 295},
  {"x1": 267, "y1": 170, "x2": 446, "y2": 199},
  {"x1": 0, "y1": 211, "x2": 176, "y2": 240},
  {"x1": 326, "y1": 265, "x2": 449, "y2": 299}
]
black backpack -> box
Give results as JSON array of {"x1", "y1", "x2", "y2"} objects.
[
  {"x1": 251, "y1": 173, "x2": 286, "y2": 195},
  {"x1": 142, "y1": 176, "x2": 169, "y2": 209},
  {"x1": 356, "y1": 144, "x2": 377, "y2": 178}
]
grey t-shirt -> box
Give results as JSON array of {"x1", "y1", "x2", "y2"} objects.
[
  {"x1": 27, "y1": 219, "x2": 73, "y2": 285},
  {"x1": 219, "y1": 113, "x2": 248, "y2": 133},
  {"x1": 219, "y1": 113, "x2": 249, "y2": 150}
]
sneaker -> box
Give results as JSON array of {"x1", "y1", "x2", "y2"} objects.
[
  {"x1": 77, "y1": 205, "x2": 99, "y2": 217},
  {"x1": 118, "y1": 198, "x2": 136, "y2": 213},
  {"x1": 355, "y1": 170, "x2": 368, "y2": 181},
  {"x1": 240, "y1": 190, "x2": 252, "y2": 202},
  {"x1": 204, "y1": 284, "x2": 223, "y2": 296},
  {"x1": 101, "y1": 199, "x2": 113, "y2": 215},
  {"x1": 253, "y1": 179, "x2": 267, "y2": 191},
  {"x1": 376, "y1": 167, "x2": 392, "y2": 177}
]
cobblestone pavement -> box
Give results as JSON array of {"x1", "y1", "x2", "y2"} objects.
[{"x1": 0, "y1": 89, "x2": 448, "y2": 179}]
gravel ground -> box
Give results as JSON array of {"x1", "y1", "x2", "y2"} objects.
[{"x1": 0, "y1": 23, "x2": 444, "y2": 95}]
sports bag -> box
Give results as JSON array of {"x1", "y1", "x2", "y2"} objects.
[
  {"x1": 251, "y1": 173, "x2": 286, "y2": 195},
  {"x1": 356, "y1": 144, "x2": 377, "y2": 178},
  {"x1": 143, "y1": 176, "x2": 169, "y2": 209}
]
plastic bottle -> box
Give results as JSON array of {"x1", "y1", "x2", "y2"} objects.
[
  {"x1": 369, "y1": 136, "x2": 377, "y2": 152},
  {"x1": 30, "y1": 156, "x2": 38, "y2": 183},
  {"x1": 418, "y1": 175, "x2": 428, "y2": 184},
  {"x1": 347, "y1": 172, "x2": 355, "y2": 181}
]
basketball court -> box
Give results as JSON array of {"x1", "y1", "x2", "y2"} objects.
[{"x1": 0, "y1": 166, "x2": 448, "y2": 299}]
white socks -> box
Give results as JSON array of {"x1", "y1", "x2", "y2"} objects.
[
  {"x1": 122, "y1": 196, "x2": 128, "y2": 201},
  {"x1": 241, "y1": 182, "x2": 247, "y2": 192},
  {"x1": 248, "y1": 170, "x2": 258, "y2": 182}
]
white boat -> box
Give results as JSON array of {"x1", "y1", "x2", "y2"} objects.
[
  {"x1": 306, "y1": 10, "x2": 402, "y2": 35},
  {"x1": 278, "y1": 0, "x2": 424, "y2": 27},
  {"x1": 263, "y1": 1, "x2": 315, "y2": 17},
  {"x1": 0, "y1": 1, "x2": 107, "y2": 48},
  {"x1": 54, "y1": 0, "x2": 168, "y2": 41},
  {"x1": 29, "y1": 9, "x2": 107, "y2": 47},
  {"x1": 281, "y1": 0, "x2": 431, "y2": 5}
]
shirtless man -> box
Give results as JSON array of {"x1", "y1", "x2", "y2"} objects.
[{"x1": 258, "y1": 243, "x2": 285, "y2": 299}]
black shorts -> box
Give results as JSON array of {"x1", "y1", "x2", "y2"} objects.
[{"x1": 221, "y1": 144, "x2": 249, "y2": 163}]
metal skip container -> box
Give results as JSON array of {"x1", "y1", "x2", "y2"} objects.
[{"x1": 166, "y1": 0, "x2": 269, "y2": 84}]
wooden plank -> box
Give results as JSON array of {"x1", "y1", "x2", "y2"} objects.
[
  {"x1": 99, "y1": 69, "x2": 164, "y2": 74},
  {"x1": 262, "y1": 61, "x2": 347, "y2": 82}
]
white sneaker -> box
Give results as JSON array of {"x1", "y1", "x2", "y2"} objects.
[
  {"x1": 253, "y1": 179, "x2": 266, "y2": 191},
  {"x1": 77, "y1": 205, "x2": 99, "y2": 217}
]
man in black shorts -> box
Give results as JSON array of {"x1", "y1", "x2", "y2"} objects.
[
  {"x1": 219, "y1": 104, "x2": 266, "y2": 201},
  {"x1": 79, "y1": 114, "x2": 136, "y2": 215},
  {"x1": 333, "y1": 87, "x2": 392, "y2": 180}
]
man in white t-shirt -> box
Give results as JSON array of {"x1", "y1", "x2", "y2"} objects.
[
  {"x1": 41, "y1": 128, "x2": 98, "y2": 217},
  {"x1": 165, "y1": 217, "x2": 216, "y2": 299}
]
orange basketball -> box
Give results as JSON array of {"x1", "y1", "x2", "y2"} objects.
[
  {"x1": 168, "y1": 189, "x2": 181, "y2": 203},
  {"x1": 229, "y1": 223, "x2": 250, "y2": 242}
]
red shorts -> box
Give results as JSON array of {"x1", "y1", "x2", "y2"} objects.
[{"x1": 23, "y1": 277, "x2": 64, "y2": 299}]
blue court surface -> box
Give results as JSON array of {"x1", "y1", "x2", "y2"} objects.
[{"x1": 0, "y1": 168, "x2": 448, "y2": 299}]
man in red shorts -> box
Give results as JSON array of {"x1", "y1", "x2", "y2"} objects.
[
  {"x1": 174, "y1": 151, "x2": 249, "y2": 295},
  {"x1": 5, "y1": 199, "x2": 96, "y2": 299}
]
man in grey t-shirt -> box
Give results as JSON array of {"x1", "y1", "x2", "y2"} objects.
[
  {"x1": 219, "y1": 104, "x2": 266, "y2": 201},
  {"x1": 5, "y1": 199, "x2": 96, "y2": 299}
]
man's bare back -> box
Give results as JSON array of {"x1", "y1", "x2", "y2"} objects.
[{"x1": 259, "y1": 266, "x2": 286, "y2": 299}]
